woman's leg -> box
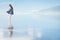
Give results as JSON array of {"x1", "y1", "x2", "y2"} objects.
[{"x1": 8, "y1": 14, "x2": 12, "y2": 26}]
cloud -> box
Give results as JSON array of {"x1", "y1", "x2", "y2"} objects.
[
  {"x1": 15, "y1": 10, "x2": 39, "y2": 15},
  {"x1": 15, "y1": 9, "x2": 60, "y2": 20},
  {"x1": 38, "y1": 11, "x2": 60, "y2": 16},
  {"x1": 14, "y1": 9, "x2": 60, "y2": 21}
]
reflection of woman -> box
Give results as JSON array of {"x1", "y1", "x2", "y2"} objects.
[{"x1": 7, "y1": 4, "x2": 14, "y2": 37}]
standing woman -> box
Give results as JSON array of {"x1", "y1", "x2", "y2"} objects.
[{"x1": 7, "y1": 4, "x2": 14, "y2": 37}]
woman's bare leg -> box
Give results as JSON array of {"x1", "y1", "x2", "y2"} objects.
[{"x1": 8, "y1": 14, "x2": 12, "y2": 26}]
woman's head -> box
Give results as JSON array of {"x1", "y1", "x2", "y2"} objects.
[{"x1": 9, "y1": 4, "x2": 13, "y2": 9}]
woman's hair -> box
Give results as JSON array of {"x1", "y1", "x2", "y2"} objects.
[{"x1": 9, "y1": 4, "x2": 13, "y2": 9}]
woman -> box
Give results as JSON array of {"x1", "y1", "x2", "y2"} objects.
[
  {"x1": 7, "y1": 4, "x2": 14, "y2": 37},
  {"x1": 7, "y1": 4, "x2": 14, "y2": 15}
]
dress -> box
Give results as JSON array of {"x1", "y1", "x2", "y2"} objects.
[{"x1": 7, "y1": 9, "x2": 14, "y2": 15}]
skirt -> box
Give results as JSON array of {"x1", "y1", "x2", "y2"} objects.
[{"x1": 7, "y1": 9, "x2": 14, "y2": 15}]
